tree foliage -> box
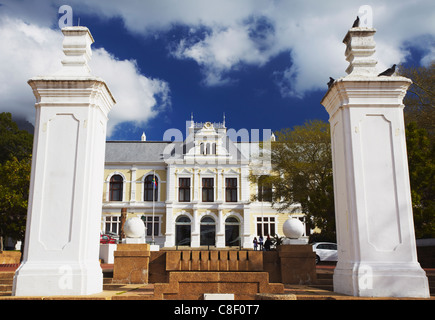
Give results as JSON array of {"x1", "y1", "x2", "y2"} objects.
[
  {"x1": 0, "y1": 156, "x2": 31, "y2": 247},
  {"x1": 399, "y1": 63, "x2": 435, "y2": 238},
  {"x1": 0, "y1": 112, "x2": 33, "y2": 250},
  {"x1": 260, "y1": 120, "x2": 335, "y2": 240},
  {"x1": 400, "y1": 62, "x2": 435, "y2": 135},
  {"x1": 0, "y1": 113, "x2": 33, "y2": 163}
]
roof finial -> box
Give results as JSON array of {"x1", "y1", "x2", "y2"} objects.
[
  {"x1": 190, "y1": 112, "x2": 194, "y2": 127},
  {"x1": 223, "y1": 112, "x2": 226, "y2": 127},
  {"x1": 141, "y1": 132, "x2": 146, "y2": 141}
]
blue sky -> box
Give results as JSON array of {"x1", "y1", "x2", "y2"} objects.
[{"x1": 0, "y1": 1, "x2": 434, "y2": 141}]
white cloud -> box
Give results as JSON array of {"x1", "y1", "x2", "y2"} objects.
[
  {"x1": 0, "y1": 16, "x2": 63, "y2": 120},
  {"x1": 89, "y1": 49, "x2": 171, "y2": 136},
  {"x1": 0, "y1": 15, "x2": 170, "y2": 138},
  {"x1": 72, "y1": 0, "x2": 434, "y2": 96},
  {"x1": 0, "y1": 0, "x2": 434, "y2": 120}
]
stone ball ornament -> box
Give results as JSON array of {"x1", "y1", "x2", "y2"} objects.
[
  {"x1": 283, "y1": 218, "x2": 304, "y2": 239},
  {"x1": 123, "y1": 217, "x2": 146, "y2": 238}
]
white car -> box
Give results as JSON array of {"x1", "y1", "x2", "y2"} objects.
[{"x1": 312, "y1": 242, "x2": 338, "y2": 264}]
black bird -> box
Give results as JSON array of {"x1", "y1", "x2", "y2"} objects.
[
  {"x1": 352, "y1": 16, "x2": 360, "y2": 28},
  {"x1": 378, "y1": 64, "x2": 397, "y2": 77},
  {"x1": 327, "y1": 77, "x2": 335, "y2": 88}
]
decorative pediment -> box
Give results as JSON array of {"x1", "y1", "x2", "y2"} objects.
[
  {"x1": 225, "y1": 169, "x2": 239, "y2": 175},
  {"x1": 178, "y1": 168, "x2": 192, "y2": 175},
  {"x1": 200, "y1": 168, "x2": 215, "y2": 175}
]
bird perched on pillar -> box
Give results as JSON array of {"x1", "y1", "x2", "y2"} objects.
[
  {"x1": 327, "y1": 77, "x2": 335, "y2": 88},
  {"x1": 352, "y1": 16, "x2": 360, "y2": 28},
  {"x1": 378, "y1": 64, "x2": 397, "y2": 76}
]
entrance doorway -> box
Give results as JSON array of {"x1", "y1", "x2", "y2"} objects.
[
  {"x1": 225, "y1": 216, "x2": 240, "y2": 247},
  {"x1": 200, "y1": 216, "x2": 216, "y2": 246},
  {"x1": 175, "y1": 215, "x2": 191, "y2": 246}
]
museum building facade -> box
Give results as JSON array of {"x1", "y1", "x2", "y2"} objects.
[{"x1": 101, "y1": 118, "x2": 305, "y2": 249}]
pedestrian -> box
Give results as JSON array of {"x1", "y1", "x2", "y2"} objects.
[
  {"x1": 253, "y1": 237, "x2": 258, "y2": 251},
  {"x1": 259, "y1": 235, "x2": 264, "y2": 251},
  {"x1": 265, "y1": 235, "x2": 271, "y2": 251}
]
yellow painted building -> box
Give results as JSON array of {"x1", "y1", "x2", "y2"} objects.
[{"x1": 101, "y1": 118, "x2": 305, "y2": 248}]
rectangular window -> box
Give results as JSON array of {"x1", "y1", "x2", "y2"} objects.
[
  {"x1": 179, "y1": 178, "x2": 191, "y2": 202},
  {"x1": 105, "y1": 216, "x2": 120, "y2": 234},
  {"x1": 143, "y1": 216, "x2": 160, "y2": 237},
  {"x1": 225, "y1": 178, "x2": 238, "y2": 202},
  {"x1": 202, "y1": 178, "x2": 214, "y2": 202},
  {"x1": 258, "y1": 176, "x2": 272, "y2": 202},
  {"x1": 256, "y1": 216, "x2": 276, "y2": 236}
]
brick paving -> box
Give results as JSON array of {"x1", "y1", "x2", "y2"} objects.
[{"x1": 1, "y1": 263, "x2": 433, "y2": 300}]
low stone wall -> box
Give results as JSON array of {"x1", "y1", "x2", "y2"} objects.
[
  {"x1": 113, "y1": 244, "x2": 150, "y2": 284},
  {"x1": 166, "y1": 250, "x2": 263, "y2": 271},
  {"x1": 0, "y1": 251, "x2": 21, "y2": 264},
  {"x1": 116, "y1": 245, "x2": 317, "y2": 286}
]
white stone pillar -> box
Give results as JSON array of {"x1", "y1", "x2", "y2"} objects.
[
  {"x1": 164, "y1": 205, "x2": 175, "y2": 247},
  {"x1": 242, "y1": 205, "x2": 252, "y2": 249},
  {"x1": 216, "y1": 208, "x2": 225, "y2": 248},
  {"x1": 13, "y1": 27, "x2": 115, "y2": 296},
  {"x1": 191, "y1": 207, "x2": 200, "y2": 247},
  {"x1": 130, "y1": 167, "x2": 137, "y2": 203},
  {"x1": 321, "y1": 27, "x2": 429, "y2": 298}
]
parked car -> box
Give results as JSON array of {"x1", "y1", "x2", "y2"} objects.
[
  {"x1": 312, "y1": 242, "x2": 338, "y2": 264},
  {"x1": 100, "y1": 234, "x2": 117, "y2": 244}
]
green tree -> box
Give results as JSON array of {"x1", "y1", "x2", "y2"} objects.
[
  {"x1": 405, "y1": 122, "x2": 435, "y2": 238},
  {"x1": 399, "y1": 63, "x2": 435, "y2": 238},
  {"x1": 0, "y1": 156, "x2": 31, "y2": 251},
  {"x1": 0, "y1": 112, "x2": 33, "y2": 164},
  {"x1": 0, "y1": 112, "x2": 33, "y2": 250},
  {"x1": 257, "y1": 120, "x2": 335, "y2": 241},
  {"x1": 399, "y1": 62, "x2": 434, "y2": 135}
]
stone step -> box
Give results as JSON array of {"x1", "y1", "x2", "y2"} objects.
[{"x1": 0, "y1": 272, "x2": 14, "y2": 280}]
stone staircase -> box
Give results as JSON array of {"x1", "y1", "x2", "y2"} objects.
[
  {"x1": 0, "y1": 272, "x2": 14, "y2": 296},
  {"x1": 110, "y1": 271, "x2": 284, "y2": 300},
  {"x1": 311, "y1": 267, "x2": 435, "y2": 297},
  {"x1": 1, "y1": 267, "x2": 434, "y2": 299}
]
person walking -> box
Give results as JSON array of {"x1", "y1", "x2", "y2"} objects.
[
  {"x1": 265, "y1": 235, "x2": 271, "y2": 251},
  {"x1": 253, "y1": 237, "x2": 258, "y2": 251},
  {"x1": 259, "y1": 235, "x2": 264, "y2": 251}
]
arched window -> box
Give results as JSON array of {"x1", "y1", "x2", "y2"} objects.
[
  {"x1": 200, "y1": 143, "x2": 204, "y2": 154},
  {"x1": 109, "y1": 174, "x2": 123, "y2": 201},
  {"x1": 175, "y1": 215, "x2": 191, "y2": 246},
  {"x1": 144, "y1": 175, "x2": 158, "y2": 201},
  {"x1": 200, "y1": 216, "x2": 216, "y2": 246},
  {"x1": 225, "y1": 216, "x2": 240, "y2": 247}
]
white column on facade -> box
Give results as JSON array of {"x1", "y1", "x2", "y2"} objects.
[
  {"x1": 321, "y1": 26, "x2": 429, "y2": 298},
  {"x1": 130, "y1": 167, "x2": 137, "y2": 203},
  {"x1": 164, "y1": 205, "x2": 175, "y2": 247},
  {"x1": 216, "y1": 207, "x2": 225, "y2": 248},
  {"x1": 242, "y1": 205, "x2": 252, "y2": 249},
  {"x1": 217, "y1": 168, "x2": 223, "y2": 202},
  {"x1": 191, "y1": 207, "x2": 200, "y2": 247},
  {"x1": 193, "y1": 168, "x2": 200, "y2": 202},
  {"x1": 240, "y1": 165, "x2": 250, "y2": 202},
  {"x1": 166, "y1": 165, "x2": 175, "y2": 202},
  {"x1": 13, "y1": 27, "x2": 115, "y2": 296}
]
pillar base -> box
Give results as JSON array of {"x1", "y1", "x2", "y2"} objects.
[
  {"x1": 12, "y1": 260, "x2": 103, "y2": 296},
  {"x1": 333, "y1": 261, "x2": 430, "y2": 298},
  {"x1": 278, "y1": 245, "x2": 317, "y2": 284},
  {"x1": 113, "y1": 244, "x2": 150, "y2": 284}
]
